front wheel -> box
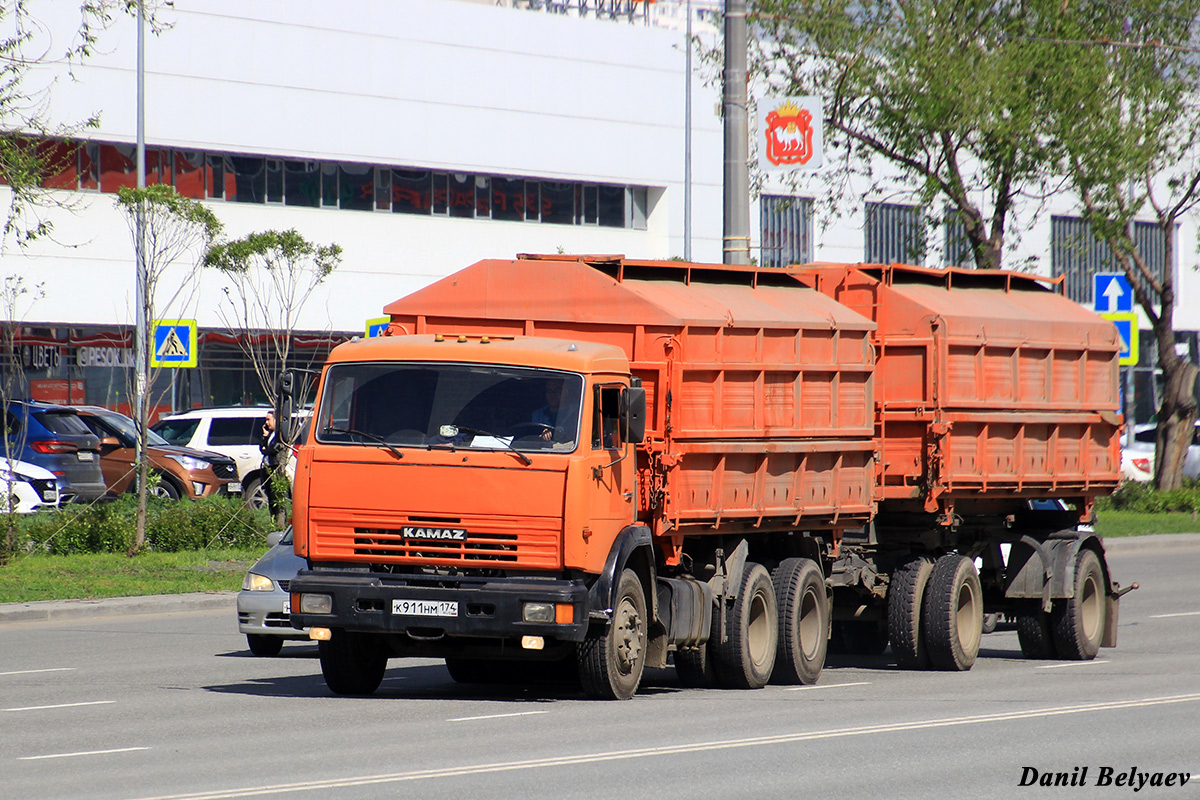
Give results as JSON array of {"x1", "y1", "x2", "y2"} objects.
[
  {"x1": 578, "y1": 569, "x2": 647, "y2": 700},
  {"x1": 246, "y1": 634, "x2": 283, "y2": 657},
  {"x1": 149, "y1": 476, "x2": 181, "y2": 500},
  {"x1": 243, "y1": 477, "x2": 268, "y2": 510},
  {"x1": 319, "y1": 630, "x2": 388, "y2": 696}
]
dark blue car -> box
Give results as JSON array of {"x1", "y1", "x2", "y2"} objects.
[{"x1": 3, "y1": 401, "x2": 107, "y2": 503}]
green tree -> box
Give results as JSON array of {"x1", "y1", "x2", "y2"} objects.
[
  {"x1": 749, "y1": 0, "x2": 1071, "y2": 269},
  {"x1": 115, "y1": 184, "x2": 223, "y2": 553},
  {"x1": 1039, "y1": 0, "x2": 1200, "y2": 490}
]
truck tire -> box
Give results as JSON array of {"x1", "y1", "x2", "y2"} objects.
[
  {"x1": 1016, "y1": 602, "x2": 1058, "y2": 659},
  {"x1": 887, "y1": 555, "x2": 935, "y2": 670},
  {"x1": 578, "y1": 569, "x2": 647, "y2": 700},
  {"x1": 922, "y1": 554, "x2": 983, "y2": 671},
  {"x1": 1051, "y1": 548, "x2": 1105, "y2": 660},
  {"x1": 712, "y1": 562, "x2": 777, "y2": 689},
  {"x1": 771, "y1": 558, "x2": 828, "y2": 685},
  {"x1": 674, "y1": 644, "x2": 718, "y2": 688},
  {"x1": 832, "y1": 620, "x2": 889, "y2": 656},
  {"x1": 318, "y1": 630, "x2": 388, "y2": 696},
  {"x1": 246, "y1": 634, "x2": 283, "y2": 657}
]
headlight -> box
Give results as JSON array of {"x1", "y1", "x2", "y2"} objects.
[
  {"x1": 165, "y1": 454, "x2": 211, "y2": 471},
  {"x1": 242, "y1": 572, "x2": 275, "y2": 592}
]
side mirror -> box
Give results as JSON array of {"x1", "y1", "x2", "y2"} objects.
[
  {"x1": 621, "y1": 386, "x2": 646, "y2": 444},
  {"x1": 276, "y1": 371, "x2": 295, "y2": 443},
  {"x1": 100, "y1": 436, "x2": 121, "y2": 448}
]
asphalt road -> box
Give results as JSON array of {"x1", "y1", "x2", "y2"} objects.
[{"x1": 2, "y1": 534, "x2": 1197, "y2": 800}]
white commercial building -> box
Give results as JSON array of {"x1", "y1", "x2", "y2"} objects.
[{"x1": 2, "y1": 0, "x2": 1194, "y2": 423}]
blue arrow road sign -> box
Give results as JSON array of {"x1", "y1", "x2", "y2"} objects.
[{"x1": 1094, "y1": 273, "x2": 1132, "y2": 313}]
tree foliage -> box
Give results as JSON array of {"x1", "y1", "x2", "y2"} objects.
[
  {"x1": 1038, "y1": 0, "x2": 1200, "y2": 490},
  {"x1": 204, "y1": 229, "x2": 341, "y2": 407}
]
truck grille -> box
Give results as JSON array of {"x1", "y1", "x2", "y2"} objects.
[{"x1": 309, "y1": 518, "x2": 561, "y2": 569}]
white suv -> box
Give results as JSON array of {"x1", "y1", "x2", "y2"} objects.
[{"x1": 152, "y1": 407, "x2": 273, "y2": 507}]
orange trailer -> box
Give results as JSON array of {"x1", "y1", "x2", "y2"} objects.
[{"x1": 285, "y1": 255, "x2": 1130, "y2": 698}]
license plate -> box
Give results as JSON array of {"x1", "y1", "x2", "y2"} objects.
[
  {"x1": 42, "y1": 490, "x2": 56, "y2": 502},
  {"x1": 228, "y1": 482, "x2": 242, "y2": 493},
  {"x1": 77, "y1": 451, "x2": 94, "y2": 462},
  {"x1": 283, "y1": 598, "x2": 291, "y2": 615},
  {"x1": 392, "y1": 599, "x2": 458, "y2": 618}
]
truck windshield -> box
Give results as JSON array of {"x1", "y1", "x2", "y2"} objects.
[{"x1": 314, "y1": 362, "x2": 584, "y2": 453}]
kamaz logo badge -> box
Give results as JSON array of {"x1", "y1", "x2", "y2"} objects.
[{"x1": 402, "y1": 526, "x2": 467, "y2": 541}]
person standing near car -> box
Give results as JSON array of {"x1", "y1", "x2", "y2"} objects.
[{"x1": 260, "y1": 411, "x2": 285, "y2": 522}]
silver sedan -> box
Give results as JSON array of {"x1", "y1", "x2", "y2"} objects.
[{"x1": 237, "y1": 527, "x2": 309, "y2": 656}]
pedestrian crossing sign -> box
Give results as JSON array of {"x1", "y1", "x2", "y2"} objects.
[
  {"x1": 151, "y1": 319, "x2": 197, "y2": 368},
  {"x1": 365, "y1": 317, "x2": 390, "y2": 338}
]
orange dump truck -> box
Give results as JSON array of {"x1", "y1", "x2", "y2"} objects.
[{"x1": 284, "y1": 255, "x2": 1129, "y2": 699}]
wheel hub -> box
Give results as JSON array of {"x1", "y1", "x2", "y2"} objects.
[{"x1": 613, "y1": 599, "x2": 642, "y2": 673}]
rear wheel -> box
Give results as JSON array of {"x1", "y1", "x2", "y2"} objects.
[
  {"x1": 887, "y1": 555, "x2": 935, "y2": 670},
  {"x1": 922, "y1": 554, "x2": 983, "y2": 671},
  {"x1": 1016, "y1": 601, "x2": 1058, "y2": 659},
  {"x1": 1051, "y1": 549, "x2": 1106, "y2": 660},
  {"x1": 246, "y1": 634, "x2": 283, "y2": 657},
  {"x1": 319, "y1": 630, "x2": 388, "y2": 696},
  {"x1": 711, "y1": 562, "x2": 777, "y2": 689},
  {"x1": 578, "y1": 569, "x2": 647, "y2": 700},
  {"x1": 674, "y1": 644, "x2": 718, "y2": 688},
  {"x1": 771, "y1": 558, "x2": 828, "y2": 685}
]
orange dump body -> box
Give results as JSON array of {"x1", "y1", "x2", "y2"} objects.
[
  {"x1": 382, "y1": 255, "x2": 878, "y2": 564},
  {"x1": 793, "y1": 263, "x2": 1122, "y2": 518}
]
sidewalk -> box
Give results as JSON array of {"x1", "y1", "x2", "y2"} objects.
[
  {"x1": 0, "y1": 591, "x2": 235, "y2": 624},
  {"x1": 1, "y1": 533, "x2": 1194, "y2": 625}
]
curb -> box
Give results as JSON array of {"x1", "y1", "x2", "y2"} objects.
[{"x1": 0, "y1": 591, "x2": 236, "y2": 624}]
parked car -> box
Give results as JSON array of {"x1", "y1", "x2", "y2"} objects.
[
  {"x1": 73, "y1": 406, "x2": 241, "y2": 500},
  {"x1": 0, "y1": 458, "x2": 61, "y2": 512},
  {"x1": 237, "y1": 526, "x2": 308, "y2": 656},
  {"x1": 152, "y1": 406, "x2": 305, "y2": 509},
  {"x1": 1123, "y1": 422, "x2": 1200, "y2": 481},
  {"x1": 2, "y1": 401, "x2": 107, "y2": 503}
]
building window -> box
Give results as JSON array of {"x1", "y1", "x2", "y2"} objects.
[
  {"x1": 943, "y1": 211, "x2": 975, "y2": 267},
  {"x1": 865, "y1": 201, "x2": 925, "y2": 264},
  {"x1": 760, "y1": 195, "x2": 813, "y2": 268},
  {"x1": 28, "y1": 135, "x2": 654, "y2": 231},
  {"x1": 1050, "y1": 215, "x2": 1170, "y2": 304}
]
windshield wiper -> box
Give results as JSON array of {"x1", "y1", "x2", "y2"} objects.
[
  {"x1": 323, "y1": 426, "x2": 404, "y2": 460},
  {"x1": 443, "y1": 425, "x2": 532, "y2": 466}
]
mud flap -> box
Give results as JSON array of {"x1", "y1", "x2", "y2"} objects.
[{"x1": 1102, "y1": 594, "x2": 1119, "y2": 648}]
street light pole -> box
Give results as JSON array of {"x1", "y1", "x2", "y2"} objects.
[{"x1": 722, "y1": 0, "x2": 750, "y2": 264}]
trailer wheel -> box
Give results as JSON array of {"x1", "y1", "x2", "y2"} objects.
[
  {"x1": 319, "y1": 630, "x2": 388, "y2": 696},
  {"x1": 1016, "y1": 602, "x2": 1058, "y2": 659},
  {"x1": 1051, "y1": 548, "x2": 1105, "y2": 660},
  {"x1": 712, "y1": 562, "x2": 777, "y2": 689},
  {"x1": 771, "y1": 558, "x2": 828, "y2": 685},
  {"x1": 578, "y1": 569, "x2": 647, "y2": 700},
  {"x1": 887, "y1": 555, "x2": 935, "y2": 670},
  {"x1": 922, "y1": 554, "x2": 983, "y2": 671}
]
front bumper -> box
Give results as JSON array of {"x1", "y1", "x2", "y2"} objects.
[
  {"x1": 237, "y1": 590, "x2": 309, "y2": 638},
  {"x1": 289, "y1": 569, "x2": 592, "y2": 643}
]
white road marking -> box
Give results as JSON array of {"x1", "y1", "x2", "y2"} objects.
[
  {"x1": 447, "y1": 711, "x2": 549, "y2": 722},
  {"x1": 785, "y1": 681, "x2": 872, "y2": 692},
  {"x1": 19, "y1": 746, "x2": 149, "y2": 761},
  {"x1": 1035, "y1": 660, "x2": 1110, "y2": 670},
  {"x1": 0, "y1": 668, "x2": 76, "y2": 677},
  {"x1": 123, "y1": 692, "x2": 1200, "y2": 800},
  {"x1": 4, "y1": 700, "x2": 116, "y2": 712},
  {"x1": 1150, "y1": 611, "x2": 1200, "y2": 618}
]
